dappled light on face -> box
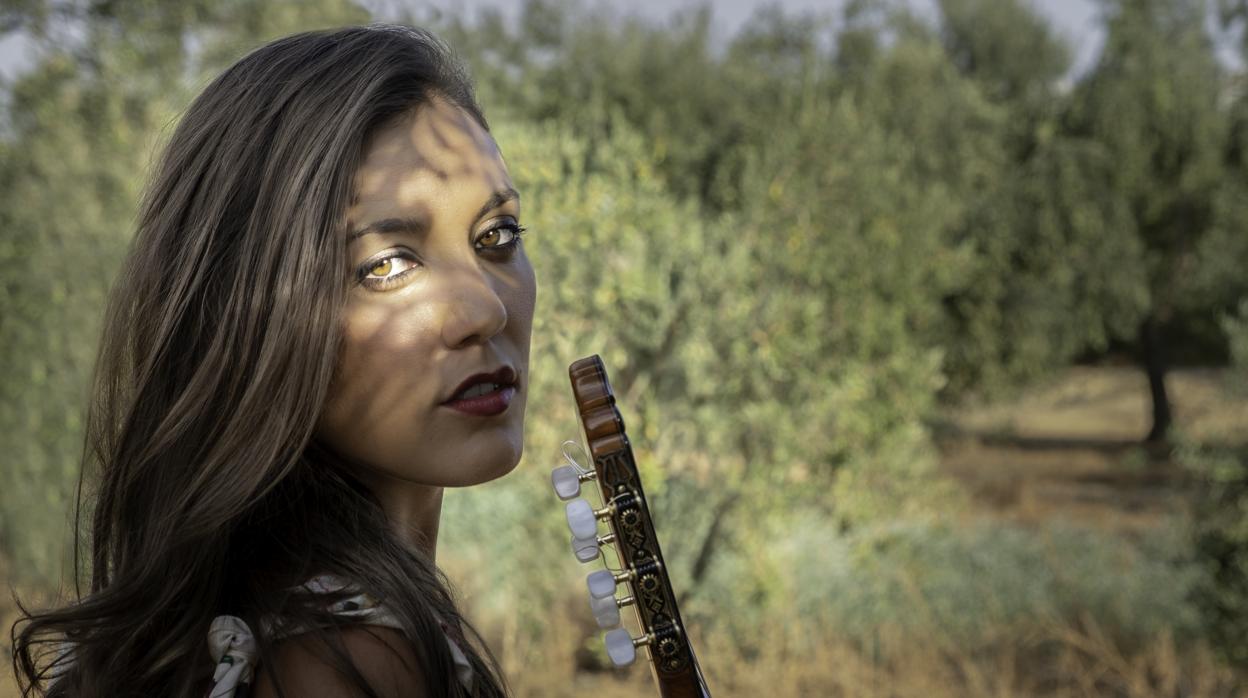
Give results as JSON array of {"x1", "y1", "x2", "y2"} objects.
[
  {"x1": 407, "y1": 96, "x2": 502, "y2": 172},
  {"x1": 323, "y1": 297, "x2": 439, "y2": 425},
  {"x1": 351, "y1": 99, "x2": 510, "y2": 213},
  {"x1": 314, "y1": 92, "x2": 535, "y2": 492}
]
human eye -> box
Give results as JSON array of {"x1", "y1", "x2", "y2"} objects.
[
  {"x1": 355, "y1": 250, "x2": 420, "y2": 291},
  {"x1": 475, "y1": 219, "x2": 528, "y2": 256}
]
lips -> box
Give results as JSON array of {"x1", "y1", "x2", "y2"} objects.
[{"x1": 444, "y1": 365, "x2": 518, "y2": 403}]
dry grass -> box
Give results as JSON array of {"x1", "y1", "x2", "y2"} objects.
[
  {"x1": 4, "y1": 602, "x2": 1241, "y2": 698},
  {"x1": 481, "y1": 609, "x2": 1243, "y2": 698}
]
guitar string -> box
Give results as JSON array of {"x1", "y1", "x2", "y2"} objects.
[{"x1": 560, "y1": 439, "x2": 630, "y2": 571}]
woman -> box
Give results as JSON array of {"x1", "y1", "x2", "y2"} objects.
[{"x1": 12, "y1": 23, "x2": 534, "y2": 697}]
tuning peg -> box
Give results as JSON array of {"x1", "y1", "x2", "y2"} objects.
[
  {"x1": 566, "y1": 498, "x2": 613, "y2": 540},
  {"x1": 571, "y1": 533, "x2": 599, "y2": 563},
  {"x1": 565, "y1": 499, "x2": 598, "y2": 540},
  {"x1": 605, "y1": 628, "x2": 646, "y2": 667},
  {"x1": 551, "y1": 465, "x2": 592, "y2": 500},
  {"x1": 571, "y1": 531, "x2": 617, "y2": 564},
  {"x1": 589, "y1": 592, "x2": 621, "y2": 628},
  {"x1": 587, "y1": 569, "x2": 618, "y2": 599}
]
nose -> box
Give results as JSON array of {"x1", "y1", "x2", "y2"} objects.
[{"x1": 438, "y1": 264, "x2": 508, "y2": 349}]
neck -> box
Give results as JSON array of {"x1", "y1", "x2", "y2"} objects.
[
  {"x1": 375, "y1": 480, "x2": 444, "y2": 560},
  {"x1": 308, "y1": 441, "x2": 445, "y2": 560},
  {"x1": 349, "y1": 466, "x2": 444, "y2": 561}
]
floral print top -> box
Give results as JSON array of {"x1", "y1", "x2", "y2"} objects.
[
  {"x1": 207, "y1": 573, "x2": 474, "y2": 697},
  {"x1": 48, "y1": 573, "x2": 474, "y2": 697}
]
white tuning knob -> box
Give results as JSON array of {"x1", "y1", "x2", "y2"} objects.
[
  {"x1": 587, "y1": 569, "x2": 617, "y2": 599},
  {"x1": 590, "y1": 592, "x2": 620, "y2": 628},
  {"x1": 565, "y1": 499, "x2": 597, "y2": 540},
  {"x1": 604, "y1": 628, "x2": 636, "y2": 667},
  {"x1": 551, "y1": 465, "x2": 582, "y2": 500},
  {"x1": 571, "y1": 534, "x2": 599, "y2": 563}
]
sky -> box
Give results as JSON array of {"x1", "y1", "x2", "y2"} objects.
[
  {"x1": 401, "y1": 0, "x2": 1109, "y2": 75},
  {"x1": 0, "y1": 0, "x2": 1238, "y2": 87}
]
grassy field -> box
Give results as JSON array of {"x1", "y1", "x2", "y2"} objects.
[{"x1": 4, "y1": 366, "x2": 1245, "y2": 697}]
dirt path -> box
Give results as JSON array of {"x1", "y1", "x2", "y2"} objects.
[{"x1": 937, "y1": 366, "x2": 1246, "y2": 533}]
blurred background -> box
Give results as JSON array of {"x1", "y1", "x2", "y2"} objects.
[{"x1": 2, "y1": 0, "x2": 1247, "y2": 695}]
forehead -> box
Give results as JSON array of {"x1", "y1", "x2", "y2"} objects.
[{"x1": 347, "y1": 97, "x2": 512, "y2": 222}]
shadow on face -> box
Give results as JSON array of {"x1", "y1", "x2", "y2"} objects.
[{"x1": 314, "y1": 96, "x2": 537, "y2": 493}]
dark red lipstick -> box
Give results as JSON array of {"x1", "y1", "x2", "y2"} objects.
[{"x1": 442, "y1": 365, "x2": 518, "y2": 416}]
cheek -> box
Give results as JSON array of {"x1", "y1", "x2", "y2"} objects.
[
  {"x1": 317, "y1": 301, "x2": 441, "y2": 457},
  {"x1": 508, "y1": 257, "x2": 538, "y2": 338}
]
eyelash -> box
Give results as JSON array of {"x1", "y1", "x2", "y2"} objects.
[{"x1": 355, "y1": 223, "x2": 528, "y2": 291}]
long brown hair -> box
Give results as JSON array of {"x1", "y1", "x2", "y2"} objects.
[{"x1": 11, "y1": 24, "x2": 508, "y2": 697}]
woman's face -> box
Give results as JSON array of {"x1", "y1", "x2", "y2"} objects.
[{"x1": 315, "y1": 96, "x2": 536, "y2": 489}]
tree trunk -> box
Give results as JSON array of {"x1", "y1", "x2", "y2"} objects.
[
  {"x1": 677, "y1": 491, "x2": 739, "y2": 608},
  {"x1": 1140, "y1": 314, "x2": 1172, "y2": 443}
]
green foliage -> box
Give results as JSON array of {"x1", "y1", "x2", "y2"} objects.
[
  {"x1": 941, "y1": 135, "x2": 1152, "y2": 394},
  {"x1": 447, "y1": 0, "x2": 1248, "y2": 407},
  {"x1": 440, "y1": 108, "x2": 959, "y2": 644},
  {"x1": 1228, "y1": 300, "x2": 1248, "y2": 390},
  {"x1": 438, "y1": 0, "x2": 763, "y2": 213},
  {"x1": 441, "y1": 114, "x2": 720, "y2": 633},
  {"x1": 2, "y1": 0, "x2": 1247, "y2": 676},
  {"x1": 938, "y1": 0, "x2": 1072, "y2": 104},
  {"x1": 0, "y1": 0, "x2": 372, "y2": 584},
  {"x1": 1183, "y1": 299, "x2": 1248, "y2": 664},
  {"x1": 0, "y1": 49, "x2": 158, "y2": 582},
  {"x1": 698, "y1": 511, "x2": 1204, "y2": 654},
  {"x1": 1070, "y1": 0, "x2": 1228, "y2": 317}
]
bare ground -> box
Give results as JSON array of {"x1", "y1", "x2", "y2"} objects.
[{"x1": 937, "y1": 366, "x2": 1246, "y2": 534}]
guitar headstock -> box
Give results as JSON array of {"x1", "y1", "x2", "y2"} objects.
[{"x1": 551, "y1": 355, "x2": 711, "y2": 698}]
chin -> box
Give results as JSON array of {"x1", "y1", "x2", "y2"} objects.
[
  {"x1": 466, "y1": 447, "x2": 524, "y2": 486},
  {"x1": 442, "y1": 437, "x2": 524, "y2": 488},
  {"x1": 474, "y1": 460, "x2": 521, "y2": 486}
]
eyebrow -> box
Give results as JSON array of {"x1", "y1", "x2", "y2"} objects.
[
  {"x1": 347, "y1": 187, "x2": 521, "y2": 243},
  {"x1": 346, "y1": 215, "x2": 428, "y2": 243}
]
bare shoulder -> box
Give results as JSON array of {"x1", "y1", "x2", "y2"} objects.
[{"x1": 252, "y1": 625, "x2": 427, "y2": 698}]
